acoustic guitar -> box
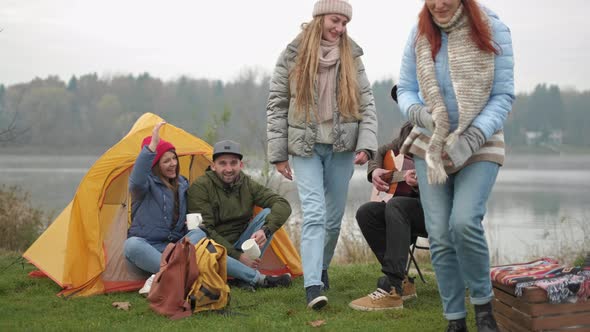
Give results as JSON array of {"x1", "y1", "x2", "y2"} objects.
[{"x1": 370, "y1": 150, "x2": 412, "y2": 203}]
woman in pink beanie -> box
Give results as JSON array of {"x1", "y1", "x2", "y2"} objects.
[
  {"x1": 124, "y1": 121, "x2": 202, "y2": 296},
  {"x1": 266, "y1": 0, "x2": 377, "y2": 310}
]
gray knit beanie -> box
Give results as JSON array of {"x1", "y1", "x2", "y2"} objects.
[{"x1": 313, "y1": 0, "x2": 352, "y2": 21}]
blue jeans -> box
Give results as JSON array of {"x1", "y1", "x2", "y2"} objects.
[
  {"x1": 292, "y1": 144, "x2": 354, "y2": 288},
  {"x1": 124, "y1": 209, "x2": 273, "y2": 286},
  {"x1": 124, "y1": 229, "x2": 205, "y2": 274},
  {"x1": 414, "y1": 158, "x2": 499, "y2": 320}
]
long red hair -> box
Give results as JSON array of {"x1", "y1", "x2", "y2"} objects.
[{"x1": 417, "y1": 0, "x2": 498, "y2": 59}]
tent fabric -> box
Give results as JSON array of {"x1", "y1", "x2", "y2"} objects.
[{"x1": 23, "y1": 113, "x2": 302, "y2": 297}]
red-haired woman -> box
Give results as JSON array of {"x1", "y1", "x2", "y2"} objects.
[{"x1": 397, "y1": 0, "x2": 514, "y2": 331}]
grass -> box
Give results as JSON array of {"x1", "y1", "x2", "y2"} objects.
[{"x1": 0, "y1": 250, "x2": 480, "y2": 332}]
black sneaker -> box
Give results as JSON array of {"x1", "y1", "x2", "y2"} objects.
[
  {"x1": 227, "y1": 278, "x2": 256, "y2": 292},
  {"x1": 446, "y1": 319, "x2": 468, "y2": 332},
  {"x1": 261, "y1": 273, "x2": 292, "y2": 288},
  {"x1": 475, "y1": 311, "x2": 499, "y2": 332},
  {"x1": 306, "y1": 285, "x2": 328, "y2": 310},
  {"x1": 321, "y1": 270, "x2": 329, "y2": 291}
]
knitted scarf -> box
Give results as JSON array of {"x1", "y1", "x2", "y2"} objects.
[
  {"x1": 318, "y1": 38, "x2": 340, "y2": 123},
  {"x1": 414, "y1": 4, "x2": 494, "y2": 184}
]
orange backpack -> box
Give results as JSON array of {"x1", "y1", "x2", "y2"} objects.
[
  {"x1": 147, "y1": 237, "x2": 199, "y2": 320},
  {"x1": 147, "y1": 237, "x2": 231, "y2": 319}
]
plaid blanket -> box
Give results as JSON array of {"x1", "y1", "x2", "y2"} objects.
[
  {"x1": 491, "y1": 258, "x2": 565, "y2": 285},
  {"x1": 515, "y1": 272, "x2": 590, "y2": 303},
  {"x1": 490, "y1": 258, "x2": 590, "y2": 304}
]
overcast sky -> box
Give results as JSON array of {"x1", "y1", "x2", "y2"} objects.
[{"x1": 1, "y1": 0, "x2": 589, "y2": 93}]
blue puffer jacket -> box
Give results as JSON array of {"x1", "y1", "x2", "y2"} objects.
[
  {"x1": 397, "y1": 6, "x2": 515, "y2": 139},
  {"x1": 127, "y1": 146, "x2": 189, "y2": 244}
]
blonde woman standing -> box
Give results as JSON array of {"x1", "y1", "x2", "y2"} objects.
[{"x1": 266, "y1": 0, "x2": 377, "y2": 310}]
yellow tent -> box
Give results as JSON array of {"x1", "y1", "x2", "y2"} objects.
[{"x1": 23, "y1": 113, "x2": 302, "y2": 297}]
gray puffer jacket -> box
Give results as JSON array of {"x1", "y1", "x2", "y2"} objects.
[{"x1": 266, "y1": 37, "x2": 378, "y2": 164}]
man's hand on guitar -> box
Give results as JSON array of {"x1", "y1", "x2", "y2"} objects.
[
  {"x1": 404, "y1": 169, "x2": 418, "y2": 187},
  {"x1": 371, "y1": 168, "x2": 391, "y2": 192}
]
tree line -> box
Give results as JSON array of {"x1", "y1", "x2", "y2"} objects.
[{"x1": 1, "y1": 72, "x2": 588, "y2": 155}]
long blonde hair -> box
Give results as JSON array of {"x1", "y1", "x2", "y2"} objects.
[{"x1": 290, "y1": 15, "x2": 361, "y2": 121}]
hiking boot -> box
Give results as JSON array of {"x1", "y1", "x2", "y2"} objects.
[
  {"x1": 402, "y1": 276, "x2": 417, "y2": 300},
  {"x1": 375, "y1": 275, "x2": 416, "y2": 300},
  {"x1": 261, "y1": 273, "x2": 292, "y2": 288},
  {"x1": 321, "y1": 269, "x2": 329, "y2": 291},
  {"x1": 306, "y1": 285, "x2": 328, "y2": 310},
  {"x1": 475, "y1": 303, "x2": 499, "y2": 332},
  {"x1": 138, "y1": 274, "x2": 155, "y2": 296},
  {"x1": 446, "y1": 319, "x2": 468, "y2": 332},
  {"x1": 349, "y1": 288, "x2": 403, "y2": 311},
  {"x1": 228, "y1": 278, "x2": 256, "y2": 292}
]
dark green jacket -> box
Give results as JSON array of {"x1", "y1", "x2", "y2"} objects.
[{"x1": 187, "y1": 170, "x2": 291, "y2": 259}]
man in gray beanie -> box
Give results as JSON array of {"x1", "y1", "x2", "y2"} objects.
[{"x1": 187, "y1": 140, "x2": 293, "y2": 290}]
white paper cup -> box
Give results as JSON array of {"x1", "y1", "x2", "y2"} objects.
[
  {"x1": 186, "y1": 213, "x2": 202, "y2": 230},
  {"x1": 241, "y1": 238, "x2": 261, "y2": 260}
]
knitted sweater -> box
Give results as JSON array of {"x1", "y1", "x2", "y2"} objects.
[{"x1": 397, "y1": 6, "x2": 514, "y2": 175}]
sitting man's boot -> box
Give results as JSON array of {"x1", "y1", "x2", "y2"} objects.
[
  {"x1": 446, "y1": 318, "x2": 468, "y2": 332},
  {"x1": 475, "y1": 302, "x2": 499, "y2": 332},
  {"x1": 321, "y1": 269, "x2": 329, "y2": 291},
  {"x1": 306, "y1": 285, "x2": 328, "y2": 310},
  {"x1": 348, "y1": 276, "x2": 403, "y2": 311},
  {"x1": 260, "y1": 273, "x2": 292, "y2": 288},
  {"x1": 227, "y1": 278, "x2": 256, "y2": 292}
]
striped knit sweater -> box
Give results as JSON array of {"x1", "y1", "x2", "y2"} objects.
[
  {"x1": 400, "y1": 4, "x2": 505, "y2": 179},
  {"x1": 403, "y1": 129, "x2": 505, "y2": 174}
]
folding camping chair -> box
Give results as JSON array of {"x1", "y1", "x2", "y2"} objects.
[
  {"x1": 405, "y1": 231, "x2": 429, "y2": 283},
  {"x1": 391, "y1": 83, "x2": 431, "y2": 283}
]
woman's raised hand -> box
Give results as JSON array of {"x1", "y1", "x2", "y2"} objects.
[{"x1": 148, "y1": 121, "x2": 166, "y2": 152}]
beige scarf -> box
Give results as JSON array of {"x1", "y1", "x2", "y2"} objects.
[
  {"x1": 317, "y1": 39, "x2": 340, "y2": 123},
  {"x1": 413, "y1": 4, "x2": 494, "y2": 184}
]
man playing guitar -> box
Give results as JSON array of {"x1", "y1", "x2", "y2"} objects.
[{"x1": 349, "y1": 122, "x2": 427, "y2": 311}]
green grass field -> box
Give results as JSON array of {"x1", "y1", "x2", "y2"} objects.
[{"x1": 0, "y1": 250, "x2": 478, "y2": 331}]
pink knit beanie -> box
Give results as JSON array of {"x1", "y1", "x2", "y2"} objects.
[
  {"x1": 313, "y1": 0, "x2": 352, "y2": 21},
  {"x1": 141, "y1": 136, "x2": 176, "y2": 167}
]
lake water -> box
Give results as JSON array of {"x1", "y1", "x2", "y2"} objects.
[{"x1": 1, "y1": 153, "x2": 588, "y2": 265}]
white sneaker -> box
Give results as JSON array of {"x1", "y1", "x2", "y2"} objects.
[{"x1": 139, "y1": 274, "x2": 155, "y2": 296}]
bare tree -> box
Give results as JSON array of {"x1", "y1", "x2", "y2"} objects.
[
  {"x1": 0, "y1": 28, "x2": 28, "y2": 142},
  {"x1": 0, "y1": 110, "x2": 29, "y2": 142}
]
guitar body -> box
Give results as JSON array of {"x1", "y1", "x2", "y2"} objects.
[{"x1": 370, "y1": 150, "x2": 405, "y2": 202}]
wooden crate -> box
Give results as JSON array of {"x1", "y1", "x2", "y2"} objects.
[{"x1": 493, "y1": 281, "x2": 590, "y2": 331}]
